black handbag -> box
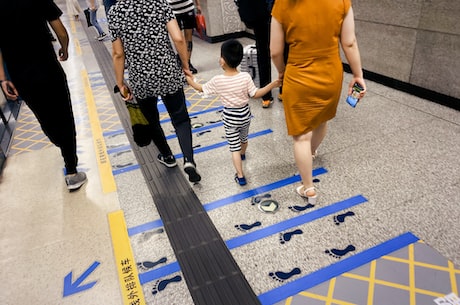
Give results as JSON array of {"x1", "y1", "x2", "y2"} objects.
[{"x1": 83, "y1": 8, "x2": 92, "y2": 27}]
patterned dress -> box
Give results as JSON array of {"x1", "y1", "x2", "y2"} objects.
[
  {"x1": 108, "y1": 0, "x2": 185, "y2": 99},
  {"x1": 271, "y1": 0, "x2": 351, "y2": 136}
]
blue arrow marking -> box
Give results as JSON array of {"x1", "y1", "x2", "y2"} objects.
[{"x1": 63, "y1": 261, "x2": 100, "y2": 297}]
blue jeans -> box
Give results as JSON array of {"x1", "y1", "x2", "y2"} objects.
[{"x1": 90, "y1": 8, "x2": 104, "y2": 35}]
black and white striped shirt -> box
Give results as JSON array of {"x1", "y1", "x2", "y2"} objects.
[{"x1": 167, "y1": 0, "x2": 195, "y2": 15}]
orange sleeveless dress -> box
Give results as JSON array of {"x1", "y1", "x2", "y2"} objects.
[{"x1": 271, "y1": 0, "x2": 351, "y2": 136}]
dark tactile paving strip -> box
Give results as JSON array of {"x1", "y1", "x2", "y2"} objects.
[{"x1": 82, "y1": 24, "x2": 262, "y2": 305}]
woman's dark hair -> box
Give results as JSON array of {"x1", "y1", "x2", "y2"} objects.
[{"x1": 221, "y1": 39, "x2": 243, "y2": 68}]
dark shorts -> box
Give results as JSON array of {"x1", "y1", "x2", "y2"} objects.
[{"x1": 176, "y1": 11, "x2": 197, "y2": 30}]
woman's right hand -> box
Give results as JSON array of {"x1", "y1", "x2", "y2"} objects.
[
  {"x1": 119, "y1": 84, "x2": 133, "y2": 101},
  {"x1": 1, "y1": 80, "x2": 19, "y2": 101},
  {"x1": 348, "y1": 78, "x2": 366, "y2": 100}
]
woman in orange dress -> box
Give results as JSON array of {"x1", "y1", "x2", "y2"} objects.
[{"x1": 270, "y1": 0, "x2": 366, "y2": 204}]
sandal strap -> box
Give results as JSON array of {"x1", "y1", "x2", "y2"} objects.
[
  {"x1": 296, "y1": 185, "x2": 317, "y2": 197},
  {"x1": 312, "y1": 149, "x2": 318, "y2": 160},
  {"x1": 303, "y1": 186, "x2": 316, "y2": 196}
]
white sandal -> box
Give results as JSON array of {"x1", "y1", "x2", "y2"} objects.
[
  {"x1": 296, "y1": 185, "x2": 317, "y2": 205},
  {"x1": 312, "y1": 149, "x2": 318, "y2": 160}
]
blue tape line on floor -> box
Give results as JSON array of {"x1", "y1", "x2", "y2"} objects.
[
  {"x1": 257, "y1": 232, "x2": 420, "y2": 305},
  {"x1": 226, "y1": 195, "x2": 367, "y2": 249},
  {"x1": 160, "y1": 106, "x2": 224, "y2": 124},
  {"x1": 134, "y1": 194, "x2": 369, "y2": 284},
  {"x1": 138, "y1": 261, "x2": 181, "y2": 285},
  {"x1": 204, "y1": 167, "x2": 327, "y2": 212},
  {"x1": 127, "y1": 167, "x2": 327, "y2": 236},
  {"x1": 128, "y1": 219, "x2": 164, "y2": 236},
  {"x1": 174, "y1": 129, "x2": 273, "y2": 158},
  {"x1": 111, "y1": 129, "x2": 274, "y2": 175}
]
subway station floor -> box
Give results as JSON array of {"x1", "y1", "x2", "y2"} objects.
[{"x1": 1, "y1": 1, "x2": 460, "y2": 304}]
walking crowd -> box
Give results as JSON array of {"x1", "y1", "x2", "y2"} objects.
[{"x1": 1, "y1": 0, "x2": 366, "y2": 205}]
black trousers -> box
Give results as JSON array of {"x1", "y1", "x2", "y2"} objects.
[
  {"x1": 137, "y1": 89, "x2": 195, "y2": 164},
  {"x1": 17, "y1": 66, "x2": 78, "y2": 174},
  {"x1": 252, "y1": 16, "x2": 273, "y2": 101}
]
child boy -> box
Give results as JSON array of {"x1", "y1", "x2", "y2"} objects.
[{"x1": 186, "y1": 39, "x2": 280, "y2": 186}]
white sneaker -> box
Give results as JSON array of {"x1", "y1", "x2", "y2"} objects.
[{"x1": 97, "y1": 33, "x2": 107, "y2": 41}]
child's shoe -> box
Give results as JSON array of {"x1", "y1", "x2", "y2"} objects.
[{"x1": 234, "y1": 174, "x2": 247, "y2": 186}]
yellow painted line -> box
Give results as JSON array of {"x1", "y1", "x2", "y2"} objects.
[
  {"x1": 408, "y1": 244, "x2": 416, "y2": 305},
  {"x1": 449, "y1": 261, "x2": 459, "y2": 295},
  {"x1": 74, "y1": 39, "x2": 81, "y2": 56},
  {"x1": 325, "y1": 277, "x2": 336, "y2": 305},
  {"x1": 367, "y1": 260, "x2": 376, "y2": 305},
  {"x1": 343, "y1": 272, "x2": 445, "y2": 298},
  {"x1": 108, "y1": 210, "x2": 146, "y2": 305},
  {"x1": 298, "y1": 291, "x2": 356, "y2": 305},
  {"x1": 69, "y1": 19, "x2": 76, "y2": 33},
  {"x1": 82, "y1": 70, "x2": 117, "y2": 193},
  {"x1": 382, "y1": 255, "x2": 460, "y2": 273}
]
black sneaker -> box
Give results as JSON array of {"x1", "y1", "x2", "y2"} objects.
[
  {"x1": 184, "y1": 162, "x2": 201, "y2": 182},
  {"x1": 189, "y1": 62, "x2": 198, "y2": 74},
  {"x1": 157, "y1": 154, "x2": 177, "y2": 168}
]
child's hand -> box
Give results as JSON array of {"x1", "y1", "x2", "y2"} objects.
[
  {"x1": 274, "y1": 79, "x2": 282, "y2": 88},
  {"x1": 185, "y1": 75, "x2": 194, "y2": 85}
]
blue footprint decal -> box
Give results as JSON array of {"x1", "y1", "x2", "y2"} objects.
[
  {"x1": 251, "y1": 194, "x2": 271, "y2": 205},
  {"x1": 288, "y1": 203, "x2": 315, "y2": 212},
  {"x1": 279, "y1": 229, "x2": 303, "y2": 244},
  {"x1": 235, "y1": 221, "x2": 261, "y2": 232},
  {"x1": 269, "y1": 268, "x2": 301, "y2": 282},
  {"x1": 325, "y1": 245, "x2": 356, "y2": 259},
  {"x1": 142, "y1": 228, "x2": 164, "y2": 241},
  {"x1": 197, "y1": 130, "x2": 211, "y2": 137},
  {"x1": 112, "y1": 150, "x2": 132, "y2": 157},
  {"x1": 333, "y1": 211, "x2": 355, "y2": 225},
  {"x1": 137, "y1": 257, "x2": 167, "y2": 271},
  {"x1": 152, "y1": 275, "x2": 182, "y2": 295},
  {"x1": 106, "y1": 143, "x2": 125, "y2": 149},
  {"x1": 113, "y1": 162, "x2": 134, "y2": 169}
]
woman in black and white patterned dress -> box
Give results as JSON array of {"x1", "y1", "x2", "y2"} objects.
[{"x1": 108, "y1": 0, "x2": 201, "y2": 183}]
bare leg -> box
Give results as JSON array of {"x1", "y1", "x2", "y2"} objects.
[
  {"x1": 293, "y1": 132, "x2": 316, "y2": 197},
  {"x1": 311, "y1": 121, "x2": 328, "y2": 156},
  {"x1": 240, "y1": 141, "x2": 248, "y2": 157},
  {"x1": 232, "y1": 151, "x2": 244, "y2": 178}
]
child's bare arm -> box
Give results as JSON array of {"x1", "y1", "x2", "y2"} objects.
[
  {"x1": 185, "y1": 75, "x2": 204, "y2": 92},
  {"x1": 252, "y1": 79, "x2": 281, "y2": 99}
]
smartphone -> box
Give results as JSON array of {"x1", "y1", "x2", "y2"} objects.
[{"x1": 346, "y1": 83, "x2": 364, "y2": 107}]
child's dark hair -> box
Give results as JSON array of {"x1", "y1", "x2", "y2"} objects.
[{"x1": 221, "y1": 39, "x2": 243, "y2": 68}]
